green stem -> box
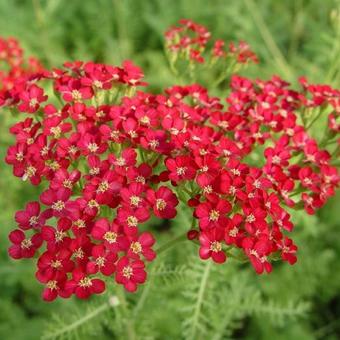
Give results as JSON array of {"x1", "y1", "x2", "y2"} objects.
[
  {"x1": 188, "y1": 261, "x2": 212, "y2": 340},
  {"x1": 116, "y1": 287, "x2": 136, "y2": 340},
  {"x1": 155, "y1": 232, "x2": 188, "y2": 255},
  {"x1": 305, "y1": 108, "x2": 323, "y2": 130},
  {"x1": 42, "y1": 302, "x2": 112, "y2": 340},
  {"x1": 133, "y1": 266, "x2": 154, "y2": 318}
]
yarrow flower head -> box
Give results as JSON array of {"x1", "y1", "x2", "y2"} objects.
[{"x1": 2, "y1": 21, "x2": 339, "y2": 302}]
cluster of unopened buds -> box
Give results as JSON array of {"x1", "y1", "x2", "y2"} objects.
[{"x1": 2, "y1": 20, "x2": 339, "y2": 301}]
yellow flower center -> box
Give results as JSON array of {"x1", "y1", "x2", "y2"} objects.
[
  {"x1": 127, "y1": 216, "x2": 138, "y2": 227},
  {"x1": 79, "y1": 277, "x2": 92, "y2": 288},
  {"x1": 74, "y1": 219, "x2": 86, "y2": 229},
  {"x1": 130, "y1": 195, "x2": 141, "y2": 207},
  {"x1": 88, "y1": 143, "x2": 99, "y2": 153},
  {"x1": 88, "y1": 199, "x2": 99, "y2": 209},
  {"x1": 52, "y1": 200, "x2": 65, "y2": 212},
  {"x1": 63, "y1": 179, "x2": 73, "y2": 189},
  {"x1": 210, "y1": 241, "x2": 222, "y2": 252},
  {"x1": 71, "y1": 90, "x2": 82, "y2": 101},
  {"x1": 50, "y1": 126, "x2": 61, "y2": 138},
  {"x1": 29, "y1": 98, "x2": 38, "y2": 107},
  {"x1": 116, "y1": 157, "x2": 126, "y2": 166},
  {"x1": 130, "y1": 241, "x2": 142, "y2": 254},
  {"x1": 46, "y1": 280, "x2": 58, "y2": 290},
  {"x1": 23, "y1": 166, "x2": 36, "y2": 180},
  {"x1": 74, "y1": 247, "x2": 84, "y2": 259},
  {"x1": 51, "y1": 260, "x2": 62, "y2": 268},
  {"x1": 98, "y1": 181, "x2": 109, "y2": 193},
  {"x1": 29, "y1": 216, "x2": 39, "y2": 226},
  {"x1": 95, "y1": 256, "x2": 106, "y2": 267},
  {"x1": 16, "y1": 152, "x2": 24, "y2": 161},
  {"x1": 209, "y1": 210, "x2": 220, "y2": 221},
  {"x1": 122, "y1": 265, "x2": 133, "y2": 279},
  {"x1": 103, "y1": 231, "x2": 117, "y2": 244},
  {"x1": 55, "y1": 230, "x2": 67, "y2": 242},
  {"x1": 156, "y1": 199, "x2": 167, "y2": 211},
  {"x1": 176, "y1": 167, "x2": 187, "y2": 176},
  {"x1": 21, "y1": 238, "x2": 32, "y2": 249}
]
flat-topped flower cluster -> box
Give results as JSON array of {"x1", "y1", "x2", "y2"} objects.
[{"x1": 2, "y1": 20, "x2": 339, "y2": 301}]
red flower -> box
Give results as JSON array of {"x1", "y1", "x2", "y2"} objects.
[
  {"x1": 18, "y1": 84, "x2": 47, "y2": 113},
  {"x1": 146, "y1": 186, "x2": 179, "y2": 219},
  {"x1": 78, "y1": 133, "x2": 107, "y2": 156},
  {"x1": 242, "y1": 237, "x2": 272, "y2": 274},
  {"x1": 86, "y1": 245, "x2": 117, "y2": 276},
  {"x1": 50, "y1": 169, "x2": 81, "y2": 192},
  {"x1": 299, "y1": 167, "x2": 320, "y2": 192},
  {"x1": 91, "y1": 218, "x2": 128, "y2": 252},
  {"x1": 64, "y1": 268, "x2": 105, "y2": 299},
  {"x1": 8, "y1": 229, "x2": 43, "y2": 259},
  {"x1": 42, "y1": 275, "x2": 68, "y2": 302},
  {"x1": 42, "y1": 116, "x2": 72, "y2": 138},
  {"x1": 277, "y1": 237, "x2": 297, "y2": 265},
  {"x1": 121, "y1": 60, "x2": 146, "y2": 86},
  {"x1": 115, "y1": 256, "x2": 147, "y2": 292},
  {"x1": 15, "y1": 201, "x2": 48, "y2": 230},
  {"x1": 40, "y1": 188, "x2": 71, "y2": 217},
  {"x1": 109, "y1": 148, "x2": 137, "y2": 170},
  {"x1": 225, "y1": 213, "x2": 245, "y2": 246},
  {"x1": 116, "y1": 207, "x2": 150, "y2": 235},
  {"x1": 58, "y1": 79, "x2": 93, "y2": 103},
  {"x1": 36, "y1": 249, "x2": 74, "y2": 283},
  {"x1": 165, "y1": 155, "x2": 197, "y2": 182},
  {"x1": 4, "y1": 31, "x2": 340, "y2": 300},
  {"x1": 84, "y1": 170, "x2": 123, "y2": 207},
  {"x1": 41, "y1": 217, "x2": 72, "y2": 251},
  {"x1": 301, "y1": 193, "x2": 323, "y2": 215},
  {"x1": 127, "y1": 232, "x2": 156, "y2": 261},
  {"x1": 120, "y1": 182, "x2": 149, "y2": 209},
  {"x1": 242, "y1": 205, "x2": 267, "y2": 235},
  {"x1": 264, "y1": 143, "x2": 291, "y2": 167},
  {"x1": 69, "y1": 234, "x2": 93, "y2": 265},
  {"x1": 82, "y1": 62, "x2": 115, "y2": 90},
  {"x1": 126, "y1": 163, "x2": 152, "y2": 184},
  {"x1": 199, "y1": 228, "x2": 226, "y2": 263},
  {"x1": 195, "y1": 196, "x2": 231, "y2": 230},
  {"x1": 57, "y1": 132, "x2": 81, "y2": 159}
]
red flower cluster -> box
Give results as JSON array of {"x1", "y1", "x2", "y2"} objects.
[
  {"x1": 2, "y1": 21, "x2": 339, "y2": 301},
  {"x1": 165, "y1": 19, "x2": 258, "y2": 64},
  {"x1": 0, "y1": 37, "x2": 44, "y2": 104}
]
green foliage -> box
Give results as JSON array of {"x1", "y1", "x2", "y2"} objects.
[
  {"x1": 0, "y1": 0, "x2": 340, "y2": 339},
  {"x1": 180, "y1": 259, "x2": 309, "y2": 340},
  {"x1": 42, "y1": 300, "x2": 115, "y2": 340}
]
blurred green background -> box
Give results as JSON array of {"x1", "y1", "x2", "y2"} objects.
[{"x1": 0, "y1": 0, "x2": 339, "y2": 339}]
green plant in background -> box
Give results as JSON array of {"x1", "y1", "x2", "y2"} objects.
[{"x1": 0, "y1": 1, "x2": 340, "y2": 340}]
